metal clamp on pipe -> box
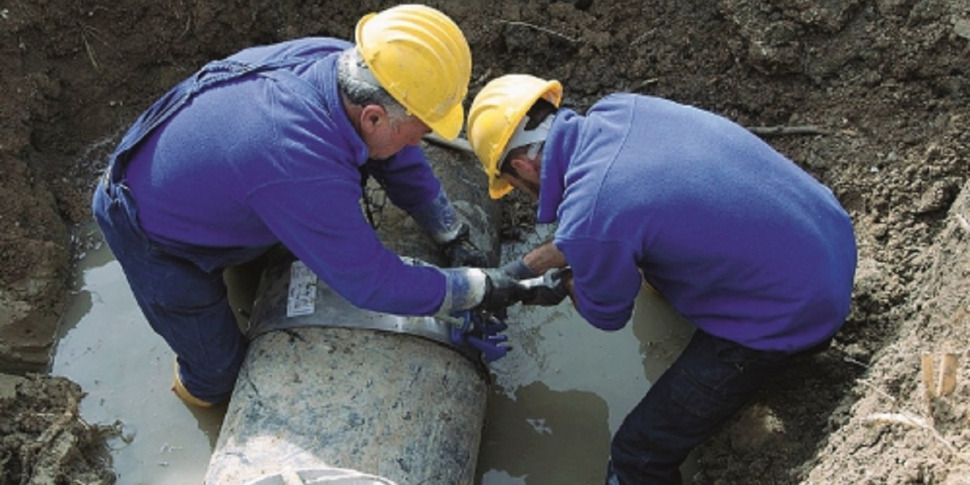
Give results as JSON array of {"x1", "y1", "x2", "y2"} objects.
[{"x1": 247, "y1": 253, "x2": 494, "y2": 364}]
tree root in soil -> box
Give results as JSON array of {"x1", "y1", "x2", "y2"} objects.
[{"x1": 423, "y1": 124, "x2": 828, "y2": 155}]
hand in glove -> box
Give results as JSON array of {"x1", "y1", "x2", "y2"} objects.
[
  {"x1": 450, "y1": 311, "x2": 511, "y2": 363},
  {"x1": 499, "y1": 258, "x2": 539, "y2": 280},
  {"x1": 441, "y1": 222, "x2": 489, "y2": 268},
  {"x1": 476, "y1": 268, "x2": 536, "y2": 313},
  {"x1": 521, "y1": 267, "x2": 573, "y2": 306}
]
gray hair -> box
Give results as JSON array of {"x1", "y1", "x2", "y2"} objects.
[{"x1": 337, "y1": 48, "x2": 409, "y2": 122}]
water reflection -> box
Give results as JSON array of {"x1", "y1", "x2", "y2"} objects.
[
  {"x1": 479, "y1": 381, "x2": 611, "y2": 484},
  {"x1": 52, "y1": 235, "x2": 221, "y2": 484},
  {"x1": 476, "y1": 288, "x2": 695, "y2": 484},
  {"x1": 630, "y1": 286, "x2": 696, "y2": 382}
]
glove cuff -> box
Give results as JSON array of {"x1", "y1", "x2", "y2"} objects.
[
  {"x1": 500, "y1": 258, "x2": 539, "y2": 279},
  {"x1": 409, "y1": 188, "x2": 463, "y2": 245},
  {"x1": 439, "y1": 221, "x2": 470, "y2": 247},
  {"x1": 435, "y1": 267, "x2": 488, "y2": 315}
]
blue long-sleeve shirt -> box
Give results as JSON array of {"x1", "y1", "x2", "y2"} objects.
[
  {"x1": 537, "y1": 94, "x2": 857, "y2": 352},
  {"x1": 124, "y1": 38, "x2": 451, "y2": 315}
]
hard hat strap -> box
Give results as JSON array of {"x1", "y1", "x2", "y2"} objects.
[{"x1": 499, "y1": 113, "x2": 554, "y2": 170}]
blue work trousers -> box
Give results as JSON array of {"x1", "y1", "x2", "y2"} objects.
[
  {"x1": 607, "y1": 330, "x2": 809, "y2": 484},
  {"x1": 92, "y1": 182, "x2": 267, "y2": 403}
]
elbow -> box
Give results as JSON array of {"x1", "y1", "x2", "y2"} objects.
[
  {"x1": 578, "y1": 307, "x2": 630, "y2": 332},
  {"x1": 593, "y1": 319, "x2": 629, "y2": 332}
]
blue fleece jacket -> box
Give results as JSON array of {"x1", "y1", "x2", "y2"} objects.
[
  {"x1": 537, "y1": 94, "x2": 857, "y2": 352},
  {"x1": 124, "y1": 38, "x2": 450, "y2": 315}
]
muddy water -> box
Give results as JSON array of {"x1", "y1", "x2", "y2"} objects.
[{"x1": 53, "y1": 223, "x2": 695, "y2": 484}]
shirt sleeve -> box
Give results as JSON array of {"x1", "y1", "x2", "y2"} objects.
[
  {"x1": 558, "y1": 237, "x2": 643, "y2": 330},
  {"x1": 365, "y1": 145, "x2": 442, "y2": 213},
  {"x1": 247, "y1": 173, "x2": 448, "y2": 316}
]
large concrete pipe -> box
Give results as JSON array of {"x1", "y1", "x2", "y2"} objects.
[{"x1": 205, "y1": 144, "x2": 501, "y2": 485}]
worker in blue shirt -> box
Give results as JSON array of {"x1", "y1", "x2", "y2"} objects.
[
  {"x1": 91, "y1": 5, "x2": 531, "y2": 408},
  {"x1": 466, "y1": 74, "x2": 858, "y2": 484}
]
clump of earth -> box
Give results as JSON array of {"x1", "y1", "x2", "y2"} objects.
[
  {"x1": 1, "y1": 0, "x2": 969, "y2": 483},
  {"x1": 0, "y1": 373, "x2": 117, "y2": 483}
]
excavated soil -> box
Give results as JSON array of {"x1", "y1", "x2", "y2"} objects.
[{"x1": 1, "y1": 0, "x2": 969, "y2": 483}]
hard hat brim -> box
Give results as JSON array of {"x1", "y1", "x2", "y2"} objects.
[
  {"x1": 488, "y1": 176, "x2": 514, "y2": 200},
  {"x1": 425, "y1": 103, "x2": 464, "y2": 140}
]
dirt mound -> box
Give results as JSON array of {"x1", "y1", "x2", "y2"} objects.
[{"x1": 1, "y1": 0, "x2": 968, "y2": 483}]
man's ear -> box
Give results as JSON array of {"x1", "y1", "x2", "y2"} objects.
[
  {"x1": 359, "y1": 104, "x2": 387, "y2": 136},
  {"x1": 509, "y1": 154, "x2": 539, "y2": 179}
]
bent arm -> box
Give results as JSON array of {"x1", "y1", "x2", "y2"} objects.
[{"x1": 517, "y1": 241, "x2": 569, "y2": 276}]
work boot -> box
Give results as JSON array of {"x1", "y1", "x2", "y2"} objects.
[{"x1": 172, "y1": 360, "x2": 215, "y2": 408}]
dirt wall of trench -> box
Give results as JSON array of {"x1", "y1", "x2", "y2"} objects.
[{"x1": 1, "y1": 0, "x2": 969, "y2": 483}]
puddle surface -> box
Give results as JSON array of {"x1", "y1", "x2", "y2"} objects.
[{"x1": 53, "y1": 224, "x2": 695, "y2": 484}]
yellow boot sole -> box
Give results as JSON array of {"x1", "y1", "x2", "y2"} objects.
[{"x1": 172, "y1": 360, "x2": 215, "y2": 408}]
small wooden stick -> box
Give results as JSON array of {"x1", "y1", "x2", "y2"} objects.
[
  {"x1": 747, "y1": 125, "x2": 829, "y2": 136},
  {"x1": 499, "y1": 20, "x2": 578, "y2": 44},
  {"x1": 938, "y1": 353, "x2": 958, "y2": 396},
  {"x1": 921, "y1": 353, "x2": 937, "y2": 416},
  {"x1": 922, "y1": 353, "x2": 937, "y2": 399}
]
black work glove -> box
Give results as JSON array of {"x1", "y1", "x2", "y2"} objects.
[
  {"x1": 442, "y1": 222, "x2": 489, "y2": 267},
  {"x1": 475, "y1": 268, "x2": 536, "y2": 313},
  {"x1": 521, "y1": 267, "x2": 573, "y2": 306},
  {"x1": 499, "y1": 258, "x2": 539, "y2": 280}
]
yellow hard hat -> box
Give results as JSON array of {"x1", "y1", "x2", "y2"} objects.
[
  {"x1": 355, "y1": 4, "x2": 472, "y2": 140},
  {"x1": 467, "y1": 74, "x2": 563, "y2": 199}
]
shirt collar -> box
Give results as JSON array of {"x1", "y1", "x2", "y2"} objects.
[{"x1": 537, "y1": 108, "x2": 580, "y2": 224}]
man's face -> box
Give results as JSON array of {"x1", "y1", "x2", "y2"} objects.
[
  {"x1": 505, "y1": 174, "x2": 540, "y2": 199},
  {"x1": 364, "y1": 110, "x2": 431, "y2": 160}
]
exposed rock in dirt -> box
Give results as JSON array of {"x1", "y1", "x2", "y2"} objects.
[{"x1": 1, "y1": 0, "x2": 968, "y2": 483}]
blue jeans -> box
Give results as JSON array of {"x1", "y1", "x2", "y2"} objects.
[
  {"x1": 606, "y1": 330, "x2": 807, "y2": 484},
  {"x1": 92, "y1": 179, "x2": 269, "y2": 403}
]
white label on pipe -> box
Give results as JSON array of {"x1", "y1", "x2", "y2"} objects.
[{"x1": 286, "y1": 260, "x2": 317, "y2": 317}]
